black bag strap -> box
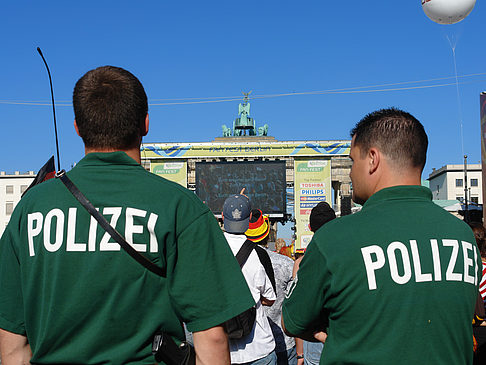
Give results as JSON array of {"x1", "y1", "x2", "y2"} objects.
[
  {"x1": 235, "y1": 239, "x2": 254, "y2": 268},
  {"x1": 254, "y1": 245, "x2": 276, "y2": 293},
  {"x1": 56, "y1": 170, "x2": 165, "y2": 277},
  {"x1": 234, "y1": 239, "x2": 276, "y2": 294}
]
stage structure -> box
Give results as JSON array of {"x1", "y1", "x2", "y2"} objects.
[{"x1": 141, "y1": 100, "x2": 352, "y2": 252}]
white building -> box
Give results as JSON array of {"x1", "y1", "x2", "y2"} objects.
[
  {"x1": 428, "y1": 164, "x2": 482, "y2": 205},
  {"x1": 0, "y1": 171, "x2": 35, "y2": 236}
]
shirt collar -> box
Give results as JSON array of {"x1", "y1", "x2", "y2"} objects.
[
  {"x1": 224, "y1": 232, "x2": 248, "y2": 241},
  {"x1": 363, "y1": 185, "x2": 432, "y2": 210},
  {"x1": 74, "y1": 151, "x2": 140, "y2": 168}
]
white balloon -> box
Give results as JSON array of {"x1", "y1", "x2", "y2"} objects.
[{"x1": 422, "y1": 0, "x2": 476, "y2": 24}]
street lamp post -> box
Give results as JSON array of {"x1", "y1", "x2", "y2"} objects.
[{"x1": 464, "y1": 155, "x2": 469, "y2": 222}]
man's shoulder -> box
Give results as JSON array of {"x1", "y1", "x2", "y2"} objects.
[
  {"x1": 112, "y1": 165, "x2": 197, "y2": 199},
  {"x1": 312, "y1": 194, "x2": 473, "y2": 249},
  {"x1": 16, "y1": 177, "x2": 63, "y2": 210},
  {"x1": 266, "y1": 249, "x2": 294, "y2": 267},
  {"x1": 142, "y1": 171, "x2": 207, "y2": 205},
  {"x1": 244, "y1": 245, "x2": 269, "y2": 272},
  {"x1": 83, "y1": 163, "x2": 209, "y2": 212},
  {"x1": 224, "y1": 233, "x2": 247, "y2": 254},
  {"x1": 16, "y1": 167, "x2": 213, "y2": 236},
  {"x1": 312, "y1": 211, "x2": 360, "y2": 239}
]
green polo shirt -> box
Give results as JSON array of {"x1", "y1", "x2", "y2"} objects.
[
  {"x1": 283, "y1": 185, "x2": 479, "y2": 365},
  {"x1": 0, "y1": 152, "x2": 254, "y2": 364}
]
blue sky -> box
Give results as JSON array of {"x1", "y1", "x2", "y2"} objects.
[{"x1": 1, "y1": 1, "x2": 485, "y2": 178}]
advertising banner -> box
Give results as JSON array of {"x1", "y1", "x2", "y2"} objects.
[
  {"x1": 142, "y1": 141, "x2": 350, "y2": 159},
  {"x1": 151, "y1": 161, "x2": 187, "y2": 187},
  {"x1": 481, "y1": 92, "x2": 486, "y2": 223},
  {"x1": 293, "y1": 159, "x2": 331, "y2": 252}
]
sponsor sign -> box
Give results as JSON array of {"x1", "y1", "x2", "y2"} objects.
[
  {"x1": 300, "y1": 196, "x2": 326, "y2": 202},
  {"x1": 151, "y1": 161, "x2": 187, "y2": 187},
  {"x1": 294, "y1": 158, "x2": 331, "y2": 251}
]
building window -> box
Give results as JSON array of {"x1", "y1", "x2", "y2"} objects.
[
  {"x1": 471, "y1": 197, "x2": 479, "y2": 204},
  {"x1": 5, "y1": 202, "x2": 13, "y2": 215},
  {"x1": 455, "y1": 179, "x2": 463, "y2": 187},
  {"x1": 471, "y1": 179, "x2": 479, "y2": 187},
  {"x1": 456, "y1": 196, "x2": 464, "y2": 203},
  {"x1": 6, "y1": 185, "x2": 13, "y2": 194},
  {"x1": 20, "y1": 185, "x2": 28, "y2": 194}
]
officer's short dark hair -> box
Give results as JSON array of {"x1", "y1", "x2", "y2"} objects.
[
  {"x1": 73, "y1": 66, "x2": 148, "y2": 150},
  {"x1": 350, "y1": 108, "x2": 428, "y2": 170}
]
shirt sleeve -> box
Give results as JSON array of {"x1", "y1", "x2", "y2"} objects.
[
  {"x1": 282, "y1": 240, "x2": 331, "y2": 336},
  {"x1": 169, "y1": 210, "x2": 255, "y2": 333},
  {"x1": 0, "y1": 220, "x2": 26, "y2": 335}
]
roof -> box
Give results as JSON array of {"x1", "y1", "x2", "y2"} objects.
[{"x1": 428, "y1": 164, "x2": 482, "y2": 180}]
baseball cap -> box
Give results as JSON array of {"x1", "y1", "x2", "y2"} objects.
[
  {"x1": 309, "y1": 202, "x2": 336, "y2": 232},
  {"x1": 246, "y1": 209, "x2": 270, "y2": 242},
  {"x1": 223, "y1": 194, "x2": 252, "y2": 234}
]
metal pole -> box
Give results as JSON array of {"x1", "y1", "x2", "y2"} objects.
[{"x1": 464, "y1": 155, "x2": 469, "y2": 222}]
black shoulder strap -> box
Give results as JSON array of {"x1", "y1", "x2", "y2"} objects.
[
  {"x1": 235, "y1": 239, "x2": 254, "y2": 268},
  {"x1": 56, "y1": 170, "x2": 165, "y2": 277},
  {"x1": 254, "y1": 245, "x2": 276, "y2": 293}
]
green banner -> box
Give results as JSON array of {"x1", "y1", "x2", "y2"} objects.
[
  {"x1": 151, "y1": 161, "x2": 187, "y2": 187},
  {"x1": 294, "y1": 159, "x2": 331, "y2": 252},
  {"x1": 142, "y1": 141, "x2": 350, "y2": 159}
]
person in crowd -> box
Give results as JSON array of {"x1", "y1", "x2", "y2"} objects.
[
  {"x1": 293, "y1": 252, "x2": 304, "y2": 261},
  {"x1": 279, "y1": 243, "x2": 294, "y2": 259},
  {"x1": 470, "y1": 222, "x2": 486, "y2": 302},
  {"x1": 292, "y1": 202, "x2": 336, "y2": 365},
  {"x1": 246, "y1": 209, "x2": 297, "y2": 365},
  {"x1": 0, "y1": 66, "x2": 254, "y2": 365},
  {"x1": 275, "y1": 238, "x2": 286, "y2": 254},
  {"x1": 469, "y1": 222, "x2": 486, "y2": 364},
  {"x1": 223, "y1": 195, "x2": 277, "y2": 364},
  {"x1": 282, "y1": 108, "x2": 480, "y2": 364}
]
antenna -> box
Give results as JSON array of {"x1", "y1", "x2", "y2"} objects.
[{"x1": 37, "y1": 47, "x2": 61, "y2": 172}]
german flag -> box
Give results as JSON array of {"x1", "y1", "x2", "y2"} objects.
[{"x1": 21, "y1": 156, "x2": 56, "y2": 198}]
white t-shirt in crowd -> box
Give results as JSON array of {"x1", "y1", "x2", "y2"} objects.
[{"x1": 224, "y1": 232, "x2": 276, "y2": 363}]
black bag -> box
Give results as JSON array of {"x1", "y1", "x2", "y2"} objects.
[
  {"x1": 224, "y1": 306, "x2": 257, "y2": 340},
  {"x1": 152, "y1": 331, "x2": 196, "y2": 365},
  {"x1": 223, "y1": 240, "x2": 276, "y2": 339}
]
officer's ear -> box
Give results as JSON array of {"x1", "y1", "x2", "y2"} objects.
[
  {"x1": 74, "y1": 120, "x2": 81, "y2": 137},
  {"x1": 141, "y1": 114, "x2": 149, "y2": 137},
  {"x1": 368, "y1": 148, "x2": 380, "y2": 174}
]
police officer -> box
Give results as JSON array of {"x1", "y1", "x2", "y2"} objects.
[
  {"x1": 282, "y1": 108, "x2": 480, "y2": 365},
  {"x1": 0, "y1": 66, "x2": 254, "y2": 364}
]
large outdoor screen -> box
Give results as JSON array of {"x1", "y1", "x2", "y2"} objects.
[{"x1": 195, "y1": 161, "x2": 286, "y2": 216}]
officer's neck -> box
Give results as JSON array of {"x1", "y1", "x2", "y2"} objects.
[
  {"x1": 369, "y1": 157, "x2": 423, "y2": 197},
  {"x1": 84, "y1": 146, "x2": 142, "y2": 164}
]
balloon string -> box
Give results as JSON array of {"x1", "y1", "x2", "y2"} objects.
[{"x1": 447, "y1": 35, "x2": 465, "y2": 156}]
